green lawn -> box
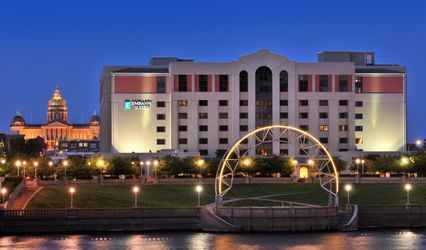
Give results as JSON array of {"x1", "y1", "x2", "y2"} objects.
[{"x1": 26, "y1": 183, "x2": 426, "y2": 209}]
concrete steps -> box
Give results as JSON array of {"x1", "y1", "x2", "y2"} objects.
[{"x1": 8, "y1": 182, "x2": 41, "y2": 210}]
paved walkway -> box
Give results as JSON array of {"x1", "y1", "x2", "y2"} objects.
[{"x1": 8, "y1": 181, "x2": 43, "y2": 210}]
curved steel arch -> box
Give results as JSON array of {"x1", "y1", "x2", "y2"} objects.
[{"x1": 215, "y1": 125, "x2": 339, "y2": 207}]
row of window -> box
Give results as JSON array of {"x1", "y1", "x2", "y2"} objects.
[
  {"x1": 178, "y1": 137, "x2": 356, "y2": 145},
  {"x1": 178, "y1": 75, "x2": 229, "y2": 92},
  {"x1": 177, "y1": 99, "x2": 364, "y2": 107},
  {"x1": 176, "y1": 124, "x2": 363, "y2": 132},
  {"x1": 175, "y1": 112, "x2": 363, "y2": 120}
]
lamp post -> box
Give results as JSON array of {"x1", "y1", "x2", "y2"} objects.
[
  {"x1": 139, "y1": 161, "x2": 144, "y2": 179},
  {"x1": 15, "y1": 160, "x2": 22, "y2": 177},
  {"x1": 361, "y1": 159, "x2": 365, "y2": 174},
  {"x1": 195, "y1": 185, "x2": 202, "y2": 206},
  {"x1": 0, "y1": 159, "x2": 5, "y2": 165},
  {"x1": 196, "y1": 158, "x2": 205, "y2": 176},
  {"x1": 96, "y1": 159, "x2": 105, "y2": 180},
  {"x1": 69, "y1": 187, "x2": 75, "y2": 208},
  {"x1": 63, "y1": 160, "x2": 69, "y2": 184},
  {"x1": 153, "y1": 160, "x2": 159, "y2": 177},
  {"x1": 345, "y1": 184, "x2": 352, "y2": 205},
  {"x1": 146, "y1": 160, "x2": 151, "y2": 177},
  {"x1": 22, "y1": 160, "x2": 27, "y2": 178},
  {"x1": 1, "y1": 187, "x2": 7, "y2": 205},
  {"x1": 405, "y1": 184, "x2": 412, "y2": 204},
  {"x1": 355, "y1": 158, "x2": 360, "y2": 174},
  {"x1": 33, "y1": 161, "x2": 39, "y2": 180},
  {"x1": 133, "y1": 186, "x2": 139, "y2": 207}
]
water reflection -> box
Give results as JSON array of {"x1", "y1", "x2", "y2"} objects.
[{"x1": 0, "y1": 230, "x2": 425, "y2": 250}]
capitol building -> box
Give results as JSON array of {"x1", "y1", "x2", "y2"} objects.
[{"x1": 10, "y1": 87, "x2": 100, "y2": 152}]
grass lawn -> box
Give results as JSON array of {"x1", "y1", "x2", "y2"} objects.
[{"x1": 26, "y1": 183, "x2": 426, "y2": 209}]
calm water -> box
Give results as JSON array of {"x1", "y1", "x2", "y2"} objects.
[{"x1": 0, "y1": 230, "x2": 425, "y2": 250}]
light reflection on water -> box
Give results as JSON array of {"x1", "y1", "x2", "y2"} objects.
[{"x1": 0, "y1": 230, "x2": 425, "y2": 250}]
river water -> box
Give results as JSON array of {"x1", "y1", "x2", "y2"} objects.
[{"x1": 0, "y1": 230, "x2": 425, "y2": 249}]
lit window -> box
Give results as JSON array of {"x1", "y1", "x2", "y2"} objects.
[
  {"x1": 339, "y1": 125, "x2": 348, "y2": 131},
  {"x1": 356, "y1": 138, "x2": 364, "y2": 144},
  {"x1": 319, "y1": 125, "x2": 328, "y2": 132},
  {"x1": 178, "y1": 100, "x2": 188, "y2": 106}
]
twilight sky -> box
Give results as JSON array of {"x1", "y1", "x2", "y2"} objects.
[{"x1": 0, "y1": 0, "x2": 425, "y2": 142}]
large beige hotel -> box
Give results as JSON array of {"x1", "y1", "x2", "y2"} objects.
[{"x1": 100, "y1": 49, "x2": 406, "y2": 158}]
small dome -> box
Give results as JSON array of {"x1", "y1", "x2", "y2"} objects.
[
  {"x1": 90, "y1": 115, "x2": 100, "y2": 123},
  {"x1": 48, "y1": 87, "x2": 67, "y2": 107},
  {"x1": 12, "y1": 113, "x2": 25, "y2": 125}
]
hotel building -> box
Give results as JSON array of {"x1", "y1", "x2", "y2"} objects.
[{"x1": 100, "y1": 49, "x2": 406, "y2": 158}]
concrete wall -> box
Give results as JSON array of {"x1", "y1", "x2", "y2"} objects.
[
  {"x1": 358, "y1": 205, "x2": 426, "y2": 228},
  {"x1": 217, "y1": 206, "x2": 340, "y2": 231}
]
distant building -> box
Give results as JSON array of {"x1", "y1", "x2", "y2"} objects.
[
  {"x1": 100, "y1": 49, "x2": 406, "y2": 157},
  {"x1": 10, "y1": 87, "x2": 100, "y2": 152}
]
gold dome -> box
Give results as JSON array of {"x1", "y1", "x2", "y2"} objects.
[{"x1": 48, "y1": 87, "x2": 67, "y2": 107}]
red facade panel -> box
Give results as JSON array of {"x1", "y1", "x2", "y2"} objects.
[
  {"x1": 187, "y1": 75, "x2": 192, "y2": 92},
  {"x1": 115, "y1": 75, "x2": 161, "y2": 93},
  {"x1": 174, "y1": 75, "x2": 179, "y2": 92},
  {"x1": 362, "y1": 76, "x2": 404, "y2": 93}
]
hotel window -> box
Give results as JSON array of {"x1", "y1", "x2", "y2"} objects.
[
  {"x1": 355, "y1": 126, "x2": 363, "y2": 132},
  {"x1": 179, "y1": 138, "x2": 187, "y2": 144},
  {"x1": 219, "y1": 138, "x2": 228, "y2": 144},
  {"x1": 319, "y1": 125, "x2": 329, "y2": 131},
  {"x1": 156, "y1": 114, "x2": 165, "y2": 120},
  {"x1": 199, "y1": 150, "x2": 208, "y2": 156},
  {"x1": 319, "y1": 100, "x2": 328, "y2": 106},
  {"x1": 156, "y1": 101, "x2": 166, "y2": 107},
  {"x1": 157, "y1": 126, "x2": 166, "y2": 132},
  {"x1": 319, "y1": 112, "x2": 328, "y2": 119},
  {"x1": 240, "y1": 125, "x2": 248, "y2": 131},
  {"x1": 299, "y1": 112, "x2": 308, "y2": 119},
  {"x1": 240, "y1": 100, "x2": 248, "y2": 106},
  {"x1": 280, "y1": 70, "x2": 288, "y2": 92},
  {"x1": 199, "y1": 113, "x2": 208, "y2": 119},
  {"x1": 339, "y1": 112, "x2": 348, "y2": 119},
  {"x1": 355, "y1": 113, "x2": 363, "y2": 119},
  {"x1": 299, "y1": 75, "x2": 309, "y2": 92},
  {"x1": 339, "y1": 137, "x2": 348, "y2": 143},
  {"x1": 219, "y1": 100, "x2": 228, "y2": 106},
  {"x1": 199, "y1": 138, "x2": 208, "y2": 144},
  {"x1": 339, "y1": 125, "x2": 348, "y2": 131},
  {"x1": 300, "y1": 125, "x2": 309, "y2": 131},
  {"x1": 299, "y1": 100, "x2": 309, "y2": 106},
  {"x1": 339, "y1": 100, "x2": 348, "y2": 106},
  {"x1": 178, "y1": 75, "x2": 187, "y2": 92},
  {"x1": 319, "y1": 75, "x2": 329, "y2": 92},
  {"x1": 178, "y1": 126, "x2": 187, "y2": 132},
  {"x1": 178, "y1": 100, "x2": 188, "y2": 106},
  {"x1": 156, "y1": 76, "x2": 166, "y2": 93},
  {"x1": 356, "y1": 138, "x2": 364, "y2": 144},
  {"x1": 239, "y1": 71, "x2": 248, "y2": 92},
  {"x1": 199, "y1": 75, "x2": 208, "y2": 92},
  {"x1": 156, "y1": 139, "x2": 166, "y2": 145},
  {"x1": 219, "y1": 125, "x2": 228, "y2": 132},
  {"x1": 240, "y1": 112, "x2": 248, "y2": 119},
  {"x1": 199, "y1": 125, "x2": 208, "y2": 131},
  {"x1": 355, "y1": 101, "x2": 363, "y2": 107},
  {"x1": 355, "y1": 76, "x2": 363, "y2": 93},
  {"x1": 319, "y1": 137, "x2": 328, "y2": 144},
  {"x1": 178, "y1": 113, "x2": 187, "y2": 119},
  {"x1": 280, "y1": 100, "x2": 288, "y2": 106},
  {"x1": 199, "y1": 100, "x2": 208, "y2": 106},
  {"x1": 219, "y1": 113, "x2": 228, "y2": 119},
  {"x1": 280, "y1": 112, "x2": 288, "y2": 119},
  {"x1": 339, "y1": 75, "x2": 348, "y2": 92},
  {"x1": 339, "y1": 148, "x2": 348, "y2": 152},
  {"x1": 219, "y1": 75, "x2": 228, "y2": 92},
  {"x1": 280, "y1": 149, "x2": 289, "y2": 156}
]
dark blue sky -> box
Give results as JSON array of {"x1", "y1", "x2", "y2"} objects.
[{"x1": 0, "y1": 0, "x2": 425, "y2": 142}]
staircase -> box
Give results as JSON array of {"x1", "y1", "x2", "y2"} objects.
[{"x1": 8, "y1": 181, "x2": 42, "y2": 210}]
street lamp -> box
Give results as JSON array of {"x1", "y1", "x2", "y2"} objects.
[
  {"x1": 355, "y1": 158, "x2": 361, "y2": 174},
  {"x1": 96, "y1": 159, "x2": 105, "y2": 179},
  {"x1": 153, "y1": 160, "x2": 159, "y2": 177},
  {"x1": 195, "y1": 185, "x2": 202, "y2": 206},
  {"x1": 307, "y1": 159, "x2": 314, "y2": 166},
  {"x1": 405, "y1": 184, "x2": 412, "y2": 204},
  {"x1": 139, "y1": 161, "x2": 144, "y2": 178},
  {"x1": 1, "y1": 187, "x2": 7, "y2": 205},
  {"x1": 22, "y1": 160, "x2": 27, "y2": 178},
  {"x1": 345, "y1": 184, "x2": 352, "y2": 205},
  {"x1": 146, "y1": 160, "x2": 151, "y2": 177},
  {"x1": 33, "y1": 161, "x2": 39, "y2": 180},
  {"x1": 63, "y1": 160, "x2": 69, "y2": 183},
  {"x1": 15, "y1": 160, "x2": 22, "y2": 176},
  {"x1": 0, "y1": 159, "x2": 6, "y2": 165},
  {"x1": 415, "y1": 139, "x2": 422, "y2": 146},
  {"x1": 48, "y1": 161, "x2": 53, "y2": 167},
  {"x1": 361, "y1": 159, "x2": 365, "y2": 174},
  {"x1": 401, "y1": 157, "x2": 410, "y2": 166},
  {"x1": 133, "y1": 186, "x2": 139, "y2": 207},
  {"x1": 69, "y1": 187, "x2": 75, "y2": 208}
]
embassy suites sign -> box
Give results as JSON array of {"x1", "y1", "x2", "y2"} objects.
[{"x1": 124, "y1": 99, "x2": 152, "y2": 110}]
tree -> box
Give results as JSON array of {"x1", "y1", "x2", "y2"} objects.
[
  {"x1": 158, "y1": 156, "x2": 183, "y2": 177},
  {"x1": 109, "y1": 156, "x2": 133, "y2": 176},
  {"x1": 332, "y1": 157, "x2": 347, "y2": 174}
]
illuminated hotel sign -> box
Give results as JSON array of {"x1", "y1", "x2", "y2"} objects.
[{"x1": 124, "y1": 99, "x2": 152, "y2": 110}]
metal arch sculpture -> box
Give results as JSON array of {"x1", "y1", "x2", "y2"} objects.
[{"x1": 215, "y1": 125, "x2": 340, "y2": 207}]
